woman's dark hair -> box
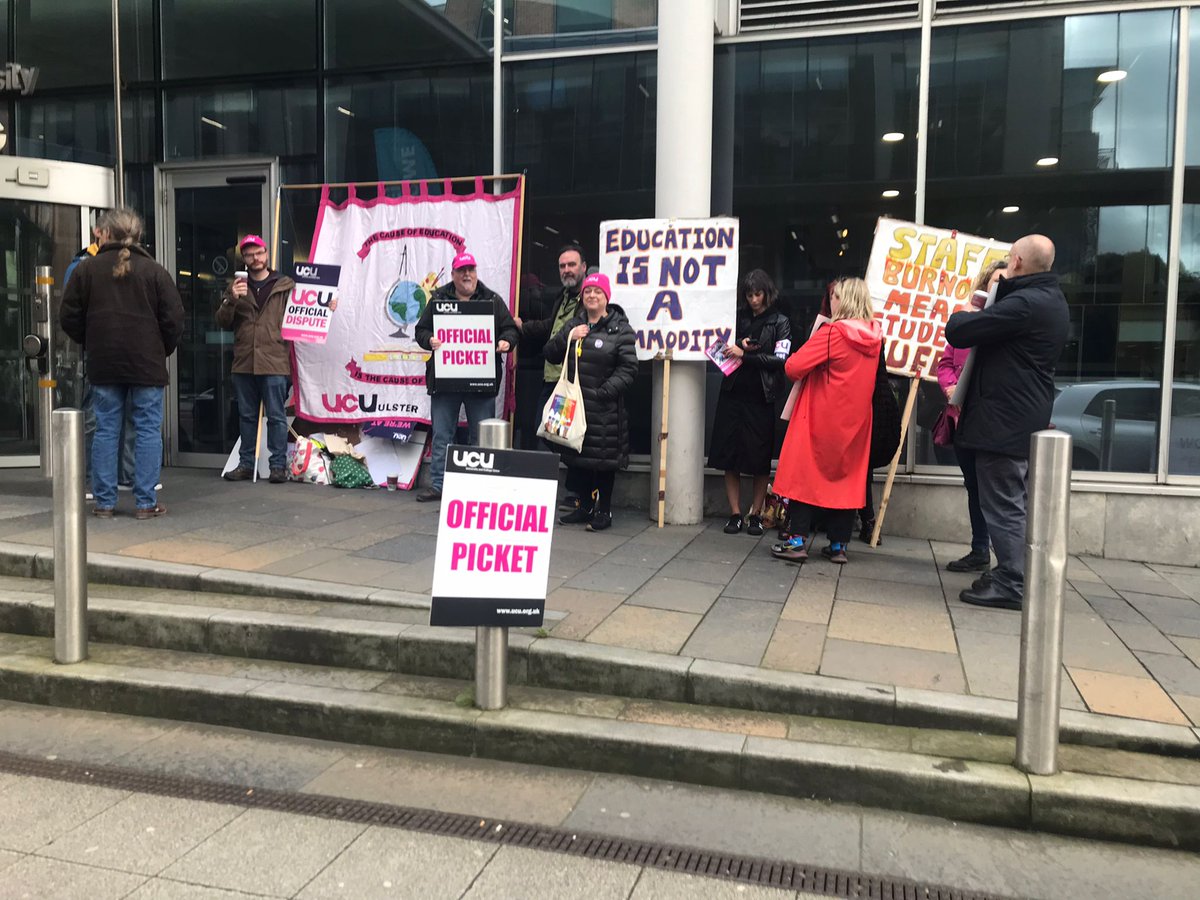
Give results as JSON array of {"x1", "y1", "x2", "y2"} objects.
[{"x1": 740, "y1": 269, "x2": 777, "y2": 308}]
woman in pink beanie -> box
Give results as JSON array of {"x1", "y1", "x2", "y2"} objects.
[{"x1": 542, "y1": 272, "x2": 638, "y2": 531}]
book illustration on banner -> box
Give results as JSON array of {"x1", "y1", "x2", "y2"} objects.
[{"x1": 705, "y1": 339, "x2": 742, "y2": 376}]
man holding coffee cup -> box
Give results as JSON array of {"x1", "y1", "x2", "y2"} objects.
[{"x1": 216, "y1": 235, "x2": 296, "y2": 484}]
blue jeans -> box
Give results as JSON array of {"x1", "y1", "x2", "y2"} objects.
[
  {"x1": 232, "y1": 374, "x2": 290, "y2": 470},
  {"x1": 429, "y1": 392, "x2": 496, "y2": 491},
  {"x1": 83, "y1": 377, "x2": 135, "y2": 486},
  {"x1": 91, "y1": 385, "x2": 164, "y2": 511}
]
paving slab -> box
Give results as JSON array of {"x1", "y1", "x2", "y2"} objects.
[
  {"x1": 125, "y1": 879, "x2": 269, "y2": 899},
  {"x1": 161, "y1": 808, "x2": 364, "y2": 896},
  {"x1": 1067, "y1": 668, "x2": 1190, "y2": 726},
  {"x1": 301, "y1": 746, "x2": 593, "y2": 826},
  {"x1": 463, "y1": 845, "x2": 640, "y2": 900},
  {"x1": 820, "y1": 638, "x2": 966, "y2": 694},
  {"x1": 761, "y1": 620, "x2": 826, "y2": 674},
  {"x1": 0, "y1": 775, "x2": 128, "y2": 853},
  {"x1": 586, "y1": 606, "x2": 701, "y2": 655},
  {"x1": 41, "y1": 792, "x2": 242, "y2": 876},
  {"x1": 0, "y1": 855, "x2": 147, "y2": 900},
  {"x1": 680, "y1": 597, "x2": 780, "y2": 666},
  {"x1": 297, "y1": 826, "x2": 494, "y2": 900},
  {"x1": 827, "y1": 602, "x2": 957, "y2": 654},
  {"x1": 625, "y1": 575, "x2": 722, "y2": 614},
  {"x1": 630, "y1": 869, "x2": 794, "y2": 900}
]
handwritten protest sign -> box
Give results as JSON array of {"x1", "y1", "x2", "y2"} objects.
[
  {"x1": 431, "y1": 300, "x2": 496, "y2": 392},
  {"x1": 430, "y1": 446, "x2": 558, "y2": 627},
  {"x1": 599, "y1": 217, "x2": 739, "y2": 361},
  {"x1": 282, "y1": 263, "x2": 340, "y2": 344},
  {"x1": 865, "y1": 218, "x2": 1010, "y2": 379}
]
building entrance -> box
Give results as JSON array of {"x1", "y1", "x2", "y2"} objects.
[
  {"x1": 0, "y1": 157, "x2": 113, "y2": 468},
  {"x1": 157, "y1": 160, "x2": 278, "y2": 468}
]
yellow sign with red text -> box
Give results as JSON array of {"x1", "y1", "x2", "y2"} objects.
[{"x1": 865, "y1": 217, "x2": 1010, "y2": 379}]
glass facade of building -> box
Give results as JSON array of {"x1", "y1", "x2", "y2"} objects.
[{"x1": 3, "y1": 0, "x2": 1199, "y2": 484}]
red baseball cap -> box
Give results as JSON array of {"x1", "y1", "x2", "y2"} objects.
[
  {"x1": 239, "y1": 234, "x2": 266, "y2": 251},
  {"x1": 451, "y1": 251, "x2": 477, "y2": 270}
]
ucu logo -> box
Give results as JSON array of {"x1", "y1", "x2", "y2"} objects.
[
  {"x1": 321, "y1": 393, "x2": 378, "y2": 413},
  {"x1": 434, "y1": 302, "x2": 458, "y2": 313},
  {"x1": 295, "y1": 265, "x2": 320, "y2": 278},
  {"x1": 452, "y1": 450, "x2": 494, "y2": 469}
]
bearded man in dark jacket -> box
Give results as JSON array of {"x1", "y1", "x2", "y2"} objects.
[
  {"x1": 945, "y1": 234, "x2": 1069, "y2": 611},
  {"x1": 414, "y1": 251, "x2": 519, "y2": 502}
]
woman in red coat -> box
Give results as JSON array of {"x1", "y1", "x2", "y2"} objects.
[{"x1": 771, "y1": 277, "x2": 881, "y2": 564}]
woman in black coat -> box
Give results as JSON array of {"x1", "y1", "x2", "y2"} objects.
[
  {"x1": 707, "y1": 269, "x2": 792, "y2": 536},
  {"x1": 543, "y1": 272, "x2": 638, "y2": 532}
]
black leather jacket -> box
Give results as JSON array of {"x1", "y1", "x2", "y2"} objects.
[{"x1": 719, "y1": 307, "x2": 792, "y2": 403}]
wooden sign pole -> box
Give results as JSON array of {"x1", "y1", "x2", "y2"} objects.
[
  {"x1": 870, "y1": 360, "x2": 933, "y2": 548},
  {"x1": 657, "y1": 349, "x2": 673, "y2": 529}
]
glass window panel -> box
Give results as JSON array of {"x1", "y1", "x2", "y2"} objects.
[
  {"x1": 506, "y1": 52, "x2": 656, "y2": 451},
  {"x1": 921, "y1": 11, "x2": 1177, "y2": 475},
  {"x1": 325, "y1": 0, "x2": 494, "y2": 68},
  {"x1": 718, "y1": 35, "x2": 918, "y2": 464},
  {"x1": 325, "y1": 67, "x2": 492, "y2": 183},
  {"x1": 165, "y1": 84, "x2": 318, "y2": 164},
  {"x1": 161, "y1": 0, "x2": 315, "y2": 80},
  {"x1": 12, "y1": 0, "x2": 154, "y2": 88},
  {"x1": 1176, "y1": 17, "x2": 1200, "y2": 476},
  {"x1": 16, "y1": 90, "x2": 155, "y2": 166},
  {"x1": 504, "y1": 0, "x2": 655, "y2": 52},
  {"x1": 930, "y1": 11, "x2": 1175, "y2": 177}
]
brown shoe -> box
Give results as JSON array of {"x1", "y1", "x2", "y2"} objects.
[
  {"x1": 92, "y1": 507, "x2": 115, "y2": 519},
  {"x1": 269, "y1": 468, "x2": 288, "y2": 484},
  {"x1": 416, "y1": 488, "x2": 442, "y2": 502},
  {"x1": 223, "y1": 466, "x2": 253, "y2": 482},
  {"x1": 135, "y1": 504, "x2": 168, "y2": 520}
]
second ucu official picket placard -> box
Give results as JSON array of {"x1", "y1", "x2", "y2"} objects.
[{"x1": 429, "y1": 445, "x2": 558, "y2": 627}]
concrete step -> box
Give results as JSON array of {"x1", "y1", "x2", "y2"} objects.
[
  {"x1": 1, "y1": 632, "x2": 1199, "y2": 851},
  {"x1": 1, "y1": 580, "x2": 1197, "y2": 762}
]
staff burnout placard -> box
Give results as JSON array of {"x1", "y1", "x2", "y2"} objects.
[{"x1": 865, "y1": 217, "x2": 1010, "y2": 378}]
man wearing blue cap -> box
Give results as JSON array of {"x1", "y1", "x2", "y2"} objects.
[{"x1": 217, "y1": 235, "x2": 296, "y2": 484}]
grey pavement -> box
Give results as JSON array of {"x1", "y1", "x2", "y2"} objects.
[
  {"x1": 3, "y1": 467, "x2": 1200, "y2": 728},
  {"x1": 2, "y1": 701, "x2": 1200, "y2": 899}
]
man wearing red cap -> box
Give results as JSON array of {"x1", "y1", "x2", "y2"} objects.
[
  {"x1": 414, "y1": 251, "x2": 519, "y2": 502},
  {"x1": 216, "y1": 235, "x2": 296, "y2": 483}
]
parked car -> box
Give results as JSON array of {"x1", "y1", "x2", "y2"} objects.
[{"x1": 1050, "y1": 381, "x2": 1200, "y2": 474}]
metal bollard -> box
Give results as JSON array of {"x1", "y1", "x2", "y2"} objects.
[
  {"x1": 1015, "y1": 429, "x2": 1072, "y2": 775},
  {"x1": 52, "y1": 409, "x2": 88, "y2": 664},
  {"x1": 474, "y1": 418, "x2": 511, "y2": 710}
]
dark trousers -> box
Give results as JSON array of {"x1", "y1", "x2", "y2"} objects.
[
  {"x1": 787, "y1": 502, "x2": 855, "y2": 544},
  {"x1": 975, "y1": 450, "x2": 1028, "y2": 599},
  {"x1": 955, "y1": 447, "x2": 991, "y2": 555},
  {"x1": 860, "y1": 469, "x2": 875, "y2": 524},
  {"x1": 570, "y1": 467, "x2": 615, "y2": 514}
]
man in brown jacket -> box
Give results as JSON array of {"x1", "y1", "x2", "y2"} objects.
[{"x1": 216, "y1": 235, "x2": 296, "y2": 483}]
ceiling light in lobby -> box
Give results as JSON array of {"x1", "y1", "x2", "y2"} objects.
[
  {"x1": 1036, "y1": 156, "x2": 1059, "y2": 167},
  {"x1": 881, "y1": 132, "x2": 904, "y2": 142},
  {"x1": 1097, "y1": 69, "x2": 1127, "y2": 83},
  {"x1": 1002, "y1": 206, "x2": 1020, "y2": 213},
  {"x1": 882, "y1": 189, "x2": 899, "y2": 198}
]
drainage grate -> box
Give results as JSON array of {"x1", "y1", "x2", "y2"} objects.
[{"x1": 0, "y1": 749, "x2": 1004, "y2": 899}]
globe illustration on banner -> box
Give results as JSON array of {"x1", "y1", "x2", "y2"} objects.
[{"x1": 385, "y1": 278, "x2": 426, "y2": 338}]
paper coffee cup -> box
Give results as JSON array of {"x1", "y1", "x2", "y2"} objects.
[{"x1": 386, "y1": 473, "x2": 399, "y2": 491}]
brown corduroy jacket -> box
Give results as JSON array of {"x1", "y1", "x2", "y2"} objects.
[{"x1": 215, "y1": 273, "x2": 296, "y2": 376}]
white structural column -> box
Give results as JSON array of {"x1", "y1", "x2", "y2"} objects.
[{"x1": 650, "y1": 0, "x2": 715, "y2": 524}]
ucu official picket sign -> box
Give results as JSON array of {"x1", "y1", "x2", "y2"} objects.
[
  {"x1": 431, "y1": 300, "x2": 497, "y2": 393},
  {"x1": 430, "y1": 445, "x2": 558, "y2": 627},
  {"x1": 282, "y1": 262, "x2": 342, "y2": 344}
]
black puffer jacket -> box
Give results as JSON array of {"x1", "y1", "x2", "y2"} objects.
[
  {"x1": 543, "y1": 305, "x2": 639, "y2": 471},
  {"x1": 946, "y1": 271, "x2": 1069, "y2": 459},
  {"x1": 60, "y1": 243, "x2": 184, "y2": 386},
  {"x1": 720, "y1": 307, "x2": 792, "y2": 403}
]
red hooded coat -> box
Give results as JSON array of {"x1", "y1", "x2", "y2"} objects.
[{"x1": 773, "y1": 318, "x2": 882, "y2": 510}]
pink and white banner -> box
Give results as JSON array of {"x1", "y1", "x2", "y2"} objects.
[{"x1": 294, "y1": 178, "x2": 523, "y2": 423}]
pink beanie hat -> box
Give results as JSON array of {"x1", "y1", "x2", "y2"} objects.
[{"x1": 582, "y1": 272, "x2": 611, "y2": 300}]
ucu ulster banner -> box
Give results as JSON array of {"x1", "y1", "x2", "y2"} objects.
[{"x1": 293, "y1": 178, "x2": 523, "y2": 423}]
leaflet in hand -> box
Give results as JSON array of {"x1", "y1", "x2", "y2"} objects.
[{"x1": 705, "y1": 340, "x2": 743, "y2": 376}]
